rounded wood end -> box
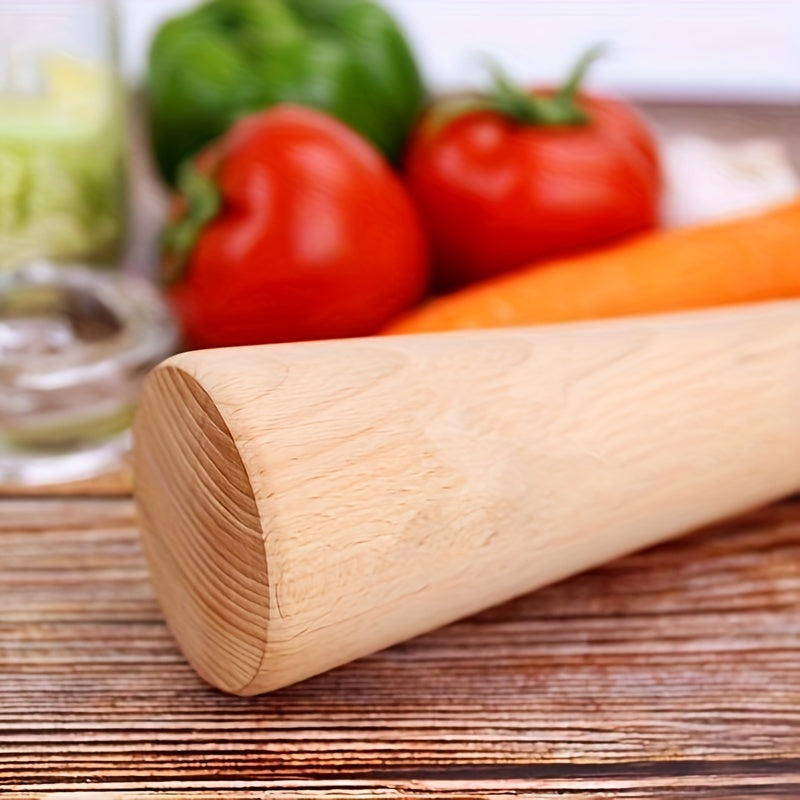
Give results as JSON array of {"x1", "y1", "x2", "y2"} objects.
[{"x1": 133, "y1": 362, "x2": 269, "y2": 695}]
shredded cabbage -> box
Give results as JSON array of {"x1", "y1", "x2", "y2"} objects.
[{"x1": 0, "y1": 55, "x2": 125, "y2": 269}]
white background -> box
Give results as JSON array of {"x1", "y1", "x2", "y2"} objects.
[{"x1": 119, "y1": 0, "x2": 800, "y2": 102}]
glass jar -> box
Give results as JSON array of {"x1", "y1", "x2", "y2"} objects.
[
  {"x1": 0, "y1": 0, "x2": 126, "y2": 270},
  {"x1": 0, "y1": 261, "x2": 177, "y2": 485}
]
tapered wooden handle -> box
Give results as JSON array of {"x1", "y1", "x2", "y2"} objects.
[{"x1": 133, "y1": 302, "x2": 800, "y2": 695}]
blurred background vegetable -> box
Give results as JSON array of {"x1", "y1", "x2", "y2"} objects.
[
  {"x1": 0, "y1": 0, "x2": 126, "y2": 270},
  {"x1": 165, "y1": 105, "x2": 429, "y2": 349},
  {"x1": 383, "y1": 201, "x2": 800, "y2": 334},
  {"x1": 404, "y1": 47, "x2": 661, "y2": 290},
  {"x1": 147, "y1": 0, "x2": 426, "y2": 185}
]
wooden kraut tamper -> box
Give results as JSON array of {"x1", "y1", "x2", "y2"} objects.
[{"x1": 133, "y1": 302, "x2": 800, "y2": 695}]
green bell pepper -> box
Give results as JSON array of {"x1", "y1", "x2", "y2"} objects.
[{"x1": 147, "y1": 0, "x2": 427, "y2": 184}]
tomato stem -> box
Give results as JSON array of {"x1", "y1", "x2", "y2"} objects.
[
  {"x1": 555, "y1": 42, "x2": 608, "y2": 105},
  {"x1": 163, "y1": 160, "x2": 222, "y2": 284},
  {"x1": 485, "y1": 43, "x2": 607, "y2": 126}
]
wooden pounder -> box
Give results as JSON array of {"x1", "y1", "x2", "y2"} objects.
[{"x1": 133, "y1": 302, "x2": 800, "y2": 696}]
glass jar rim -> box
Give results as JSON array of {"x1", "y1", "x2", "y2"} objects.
[{"x1": 0, "y1": 260, "x2": 177, "y2": 390}]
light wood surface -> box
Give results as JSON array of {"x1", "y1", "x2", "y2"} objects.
[
  {"x1": 135, "y1": 302, "x2": 800, "y2": 696},
  {"x1": 3, "y1": 493, "x2": 800, "y2": 795}
]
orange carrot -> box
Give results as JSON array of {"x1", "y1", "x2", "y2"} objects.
[{"x1": 382, "y1": 200, "x2": 800, "y2": 334}]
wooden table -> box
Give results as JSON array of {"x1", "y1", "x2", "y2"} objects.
[
  {"x1": 3, "y1": 471, "x2": 800, "y2": 797},
  {"x1": 4, "y1": 102, "x2": 800, "y2": 797}
]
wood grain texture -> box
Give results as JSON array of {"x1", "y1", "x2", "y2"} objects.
[
  {"x1": 0, "y1": 462, "x2": 132, "y2": 498},
  {"x1": 135, "y1": 302, "x2": 800, "y2": 695},
  {"x1": 2, "y1": 494, "x2": 800, "y2": 796}
]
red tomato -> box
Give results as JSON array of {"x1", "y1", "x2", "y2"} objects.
[
  {"x1": 165, "y1": 105, "x2": 430, "y2": 348},
  {"x1": 405, "y1": 86, "x2": 661, "y2": 290}
]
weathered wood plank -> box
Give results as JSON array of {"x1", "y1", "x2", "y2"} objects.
[
  {"x1": 0, "y1": 464, "x2": 133, "y2": 499},
  {"x1": 1, "y1": 497, "x2": 800, "y2": 794}
]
